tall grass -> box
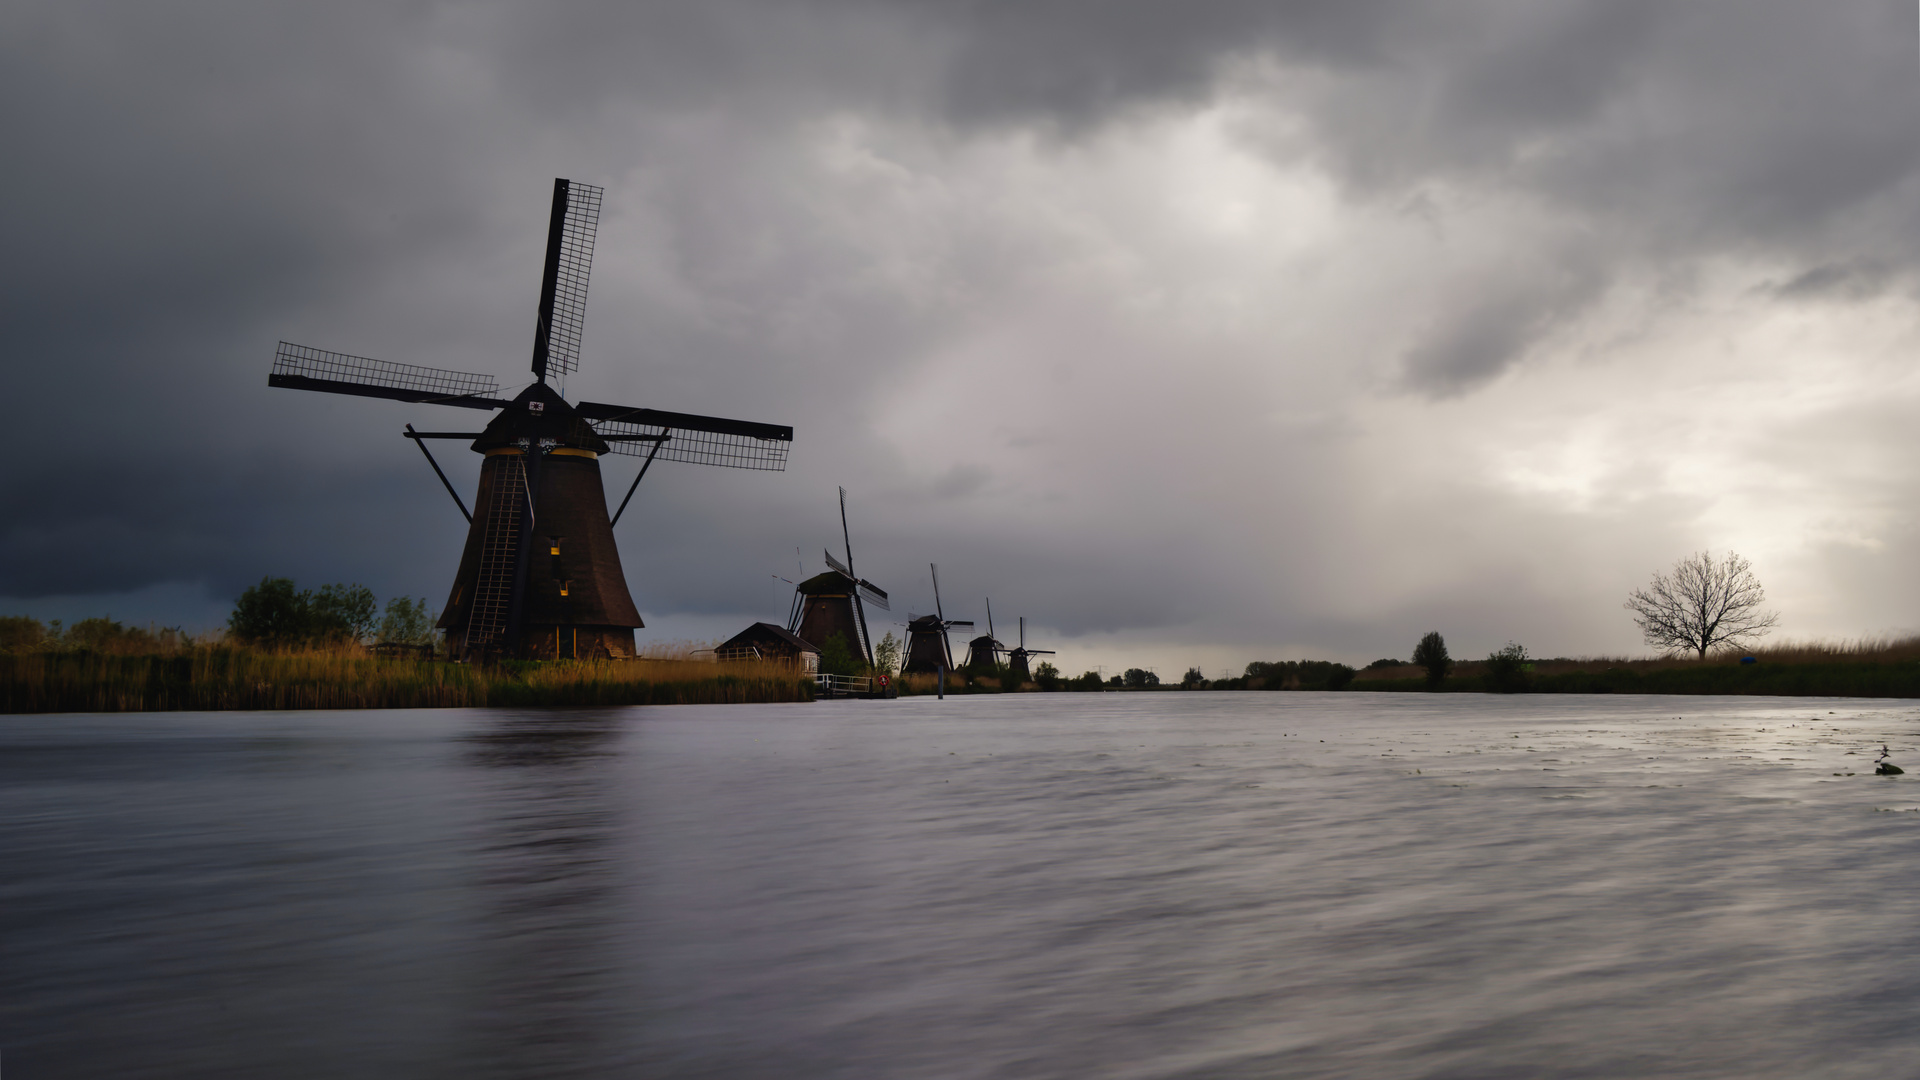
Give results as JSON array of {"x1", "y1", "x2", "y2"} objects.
[{"x1": 0, "y1": 644, "x2": 813, "y2": 714}]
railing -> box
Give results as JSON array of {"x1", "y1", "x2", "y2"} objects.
[{"x1": 815, "y1": 673, "x2": 874, "y2": 697}]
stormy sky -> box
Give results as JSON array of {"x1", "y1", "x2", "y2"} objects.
[{"x1": 6, "y1": 0, "x2": 1920, "y2": 675}]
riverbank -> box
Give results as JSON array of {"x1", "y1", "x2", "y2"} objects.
[
  {"x1": 1350, "y1": 660, "x2": 1920, "y2": 697},
  {"x1": 0, "y1": 649, "x2": 814, "y2": 713},
  {"x1": 1348, "y1": 639, "x2": 1920, "y2": 697}
]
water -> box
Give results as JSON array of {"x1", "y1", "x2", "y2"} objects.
[{"x1": 6, "y1": 694, "x2": 1920, "y2": 1078}]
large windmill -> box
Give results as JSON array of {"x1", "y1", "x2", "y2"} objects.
[
  {"x1": 1006, "y1": 617, "x2": 1056, "y2": 683},
  {"x1": 901, "y1": 564, "x2": 973, "y2": 674},
  {"x1": 269, "y1": 178, "x2": 793, "y2": 661},
  {"x1": 964, "y1": 598, "x2": 1007, "y2": 671},
  {"x1": 788, "y1": 487, "x2": 889, "y2": 666}
]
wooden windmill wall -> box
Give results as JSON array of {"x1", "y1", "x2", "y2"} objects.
[
  {"x1": 901, "y1": 616, "x2": 953, "y2": 673},
  {"x1": 789, "y1": 570, "x2": 873, "y2": 666}
]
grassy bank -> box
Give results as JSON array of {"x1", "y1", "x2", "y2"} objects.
[
  {"x1": 1349, "y1": 638, "x2": 1920, "y2": 698},
  {"x1": 0, "y1": 648, "x2": 814, "y2": 714}
]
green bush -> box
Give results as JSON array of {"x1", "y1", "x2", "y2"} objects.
[
  {"x1": 1242, "y1": 659, "x2": 1355, "y2": 691},
  {"x1": 817, "y1": 632, "x2": 860, "y2": 677},
  {"x1": 1484, "y1": 642, "x2": 1530, "y2": 693},
  {"x1": 0, "y1": 616, "x2": 46, "y2": 653},
  {"x1": 377, "y1": 597, "x2": 437, "y2": 646},
  {"x1": 229, "y1": 577, "x2": 379, "y2": 647}
]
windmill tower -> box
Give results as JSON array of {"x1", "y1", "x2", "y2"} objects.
[
  {"x1": 901, "y1": 564, "x2": 973, "y2": 673},
  {"x1": 269, "y1": 178, "x2": 794, "y2": 660},
  {"x1": 1006, "y1": 618, "x2": 1056, "y2": 684},
  {"x1": 964, "y1": 598, "x2": 1007, "y2": 671},
  {"x1": 788, "y1": 487, "x2": 889, "y2": 665}
]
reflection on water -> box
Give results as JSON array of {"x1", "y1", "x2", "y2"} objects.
[
  {"x1": 7, "y1": 695, "x2": 1920, "y2": 1078},
  {"x1": 461, "y1": 715, "x2": 626, "y2": 1077}
]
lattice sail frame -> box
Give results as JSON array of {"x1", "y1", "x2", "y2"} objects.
[
  {"x1": 273, "y1": 342, "x2": 500, "y2": 400},
  {"x1": 592, "y1": 418, "x2": 791, "y2": 471},
  {"x1": 543, "y1": 181, "x2": 602, "y2": 380}
]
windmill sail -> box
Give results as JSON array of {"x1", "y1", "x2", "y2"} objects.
[
  {"x1": 270, "y1": 342, "x2": 506, "y2": 409},
  {"x1": 530, "y1": 179, "x2": 602, "y2": 383},
  {"x1": 579, "y1": 403, "x2": 792, "y2": 470}
]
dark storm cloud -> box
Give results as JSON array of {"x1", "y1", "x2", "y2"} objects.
[
  {"x1": 5, "y1": 0, "x2": 1919, "y2": 659},
  {"x1": 914, "y1": 0, "x2": 1920, "y2": 387}
]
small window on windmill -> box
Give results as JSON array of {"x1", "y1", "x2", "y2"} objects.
[
  {"x1": 528, "y1": 401, "x2": 545, "y2": 414},
  {"x1": 560, "y1": 579, "x2": 571, "y2": 597}
]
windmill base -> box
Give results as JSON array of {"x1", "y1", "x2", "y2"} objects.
[{"x1": 449, "y1": 625, "x2": 636, "y2": 661}]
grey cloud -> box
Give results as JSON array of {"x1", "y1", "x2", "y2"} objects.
[{"x1": 6, "y1": 0, "x2": 1919, "y2": 665}]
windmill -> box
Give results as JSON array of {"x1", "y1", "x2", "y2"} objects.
[
  {"x1": 1006, "y1": 617, "x2": 1056, "y2": 684},
  {"x1": 269, "y1": 178, "x2": 793, "y2": 661},
  {"x1": 964, "y1": 598, "x2": 1007, "y2": 671},
  {"x1": 788, "y1": 487, "x2": 889, "y2": 666},
  {"x1": 901, "y1": 564, "x2": 973, "y2": 673}
]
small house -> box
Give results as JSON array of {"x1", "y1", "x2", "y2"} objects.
[{"x1": 717, "y1": 622, "x2": 821, "y2": 671}]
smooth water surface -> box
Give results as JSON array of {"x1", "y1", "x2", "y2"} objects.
[{"x1": 7, "y1": 693, "x2": 1920, "y2": 1078}]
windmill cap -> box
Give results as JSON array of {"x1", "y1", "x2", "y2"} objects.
[{"x1": 470, "y1": 383, "x2": 611, "y2": 454}]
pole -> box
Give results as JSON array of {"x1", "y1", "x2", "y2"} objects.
[
  {"x1": 609, "y1": 435, "x2": 666, "y2": 527},
  {"x1": 938, "y1": 665, "x2": 944, "y2": 700},
  {"x1": 839, "y1": 485, "x2": 855, "y2": 577},
  {"x1": 405, "y1": 425, "x2": 471, "y2": 523}
]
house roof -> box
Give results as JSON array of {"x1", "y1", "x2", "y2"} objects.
[{"x1": 720, "y1": 621, "x2": 821, "y2": 654}]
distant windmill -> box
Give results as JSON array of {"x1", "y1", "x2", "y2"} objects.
[
  {"x1": 269, "y1": 178, "x2": 793, "y2": 660},
  {"x1": 901, "y1": 564, "x2": 973, "y2": 673},
  {"x1": 1006, "y1": 617, "x2": 1056, "y2": 683},
  {"x1": 788, "y1": 487, "x2": 889, "y2": 665},
  {"x1": 964, "y1": 598, "x2": 1008, "y2": 671}
]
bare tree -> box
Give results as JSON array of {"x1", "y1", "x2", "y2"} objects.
[{"x1": 1625, "y1": 551, "x2": 1779, "y2": 659}]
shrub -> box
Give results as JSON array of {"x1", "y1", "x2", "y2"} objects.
[
  {"x1": 1484, "y1": 642, "x2": 1530, "y2": 693},
  {"x1": 1123, "y1": 667, "x2": 1160, "y2": 688},
  {"x1": 311, "y1": 584, "x2": 377, "y2": 643},
  {"x1": 377, "y1": 597, "x2": 436, "y2": 647},
  {"x1": 1244, "y1": 659, "x2": 1353, "y2": 690},
  {"x1": 0, "y1": 616, "x2": 46, "y2": 653},
  {"x1": 1034, "y1": 661, "x2": 1060, "y2": 690},
  {"x1": 817, "y1": 632, "x2": 860, "y2": 677},
  {"x1": 230, "y1": 577, "x2": 380, "y2": 648}
]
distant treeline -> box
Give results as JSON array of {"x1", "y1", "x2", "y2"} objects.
[{"x1": 1351, "y1": 657, "x2": 1920, "y2": 698}]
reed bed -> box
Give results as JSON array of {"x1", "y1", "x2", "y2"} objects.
[{"x1": 0, "y1": 647, "x2": 813, "y2": 714}]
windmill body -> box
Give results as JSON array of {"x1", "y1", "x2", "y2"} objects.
[
  {"x1": 1007, "y1": 617, "x2": 1056, "y2": 683},
  {"x1": 269, "y1": 179, "x2": 792, "y2": 660},
  {"x1": 964, "y1": 634, "x2": 1005, "y2": 671},
  {"x1": 900, "y1": 564, "x2": 972, "y2": 674},
  {"x1": 438, "y1": 382, "x2": 643, "y2": 658},
  {"x1": 963, "y1": 597, "x2": 1006, "y2": 671},
  {"x1": 901, "y1": 615, "x2": 954, "y2": 673},
  {"x1": 790, "y1": 569, "x2": 875, "y2": 665},
  {"x1": 786, "y1": 488, "x2": 888, "y2": 667}
]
